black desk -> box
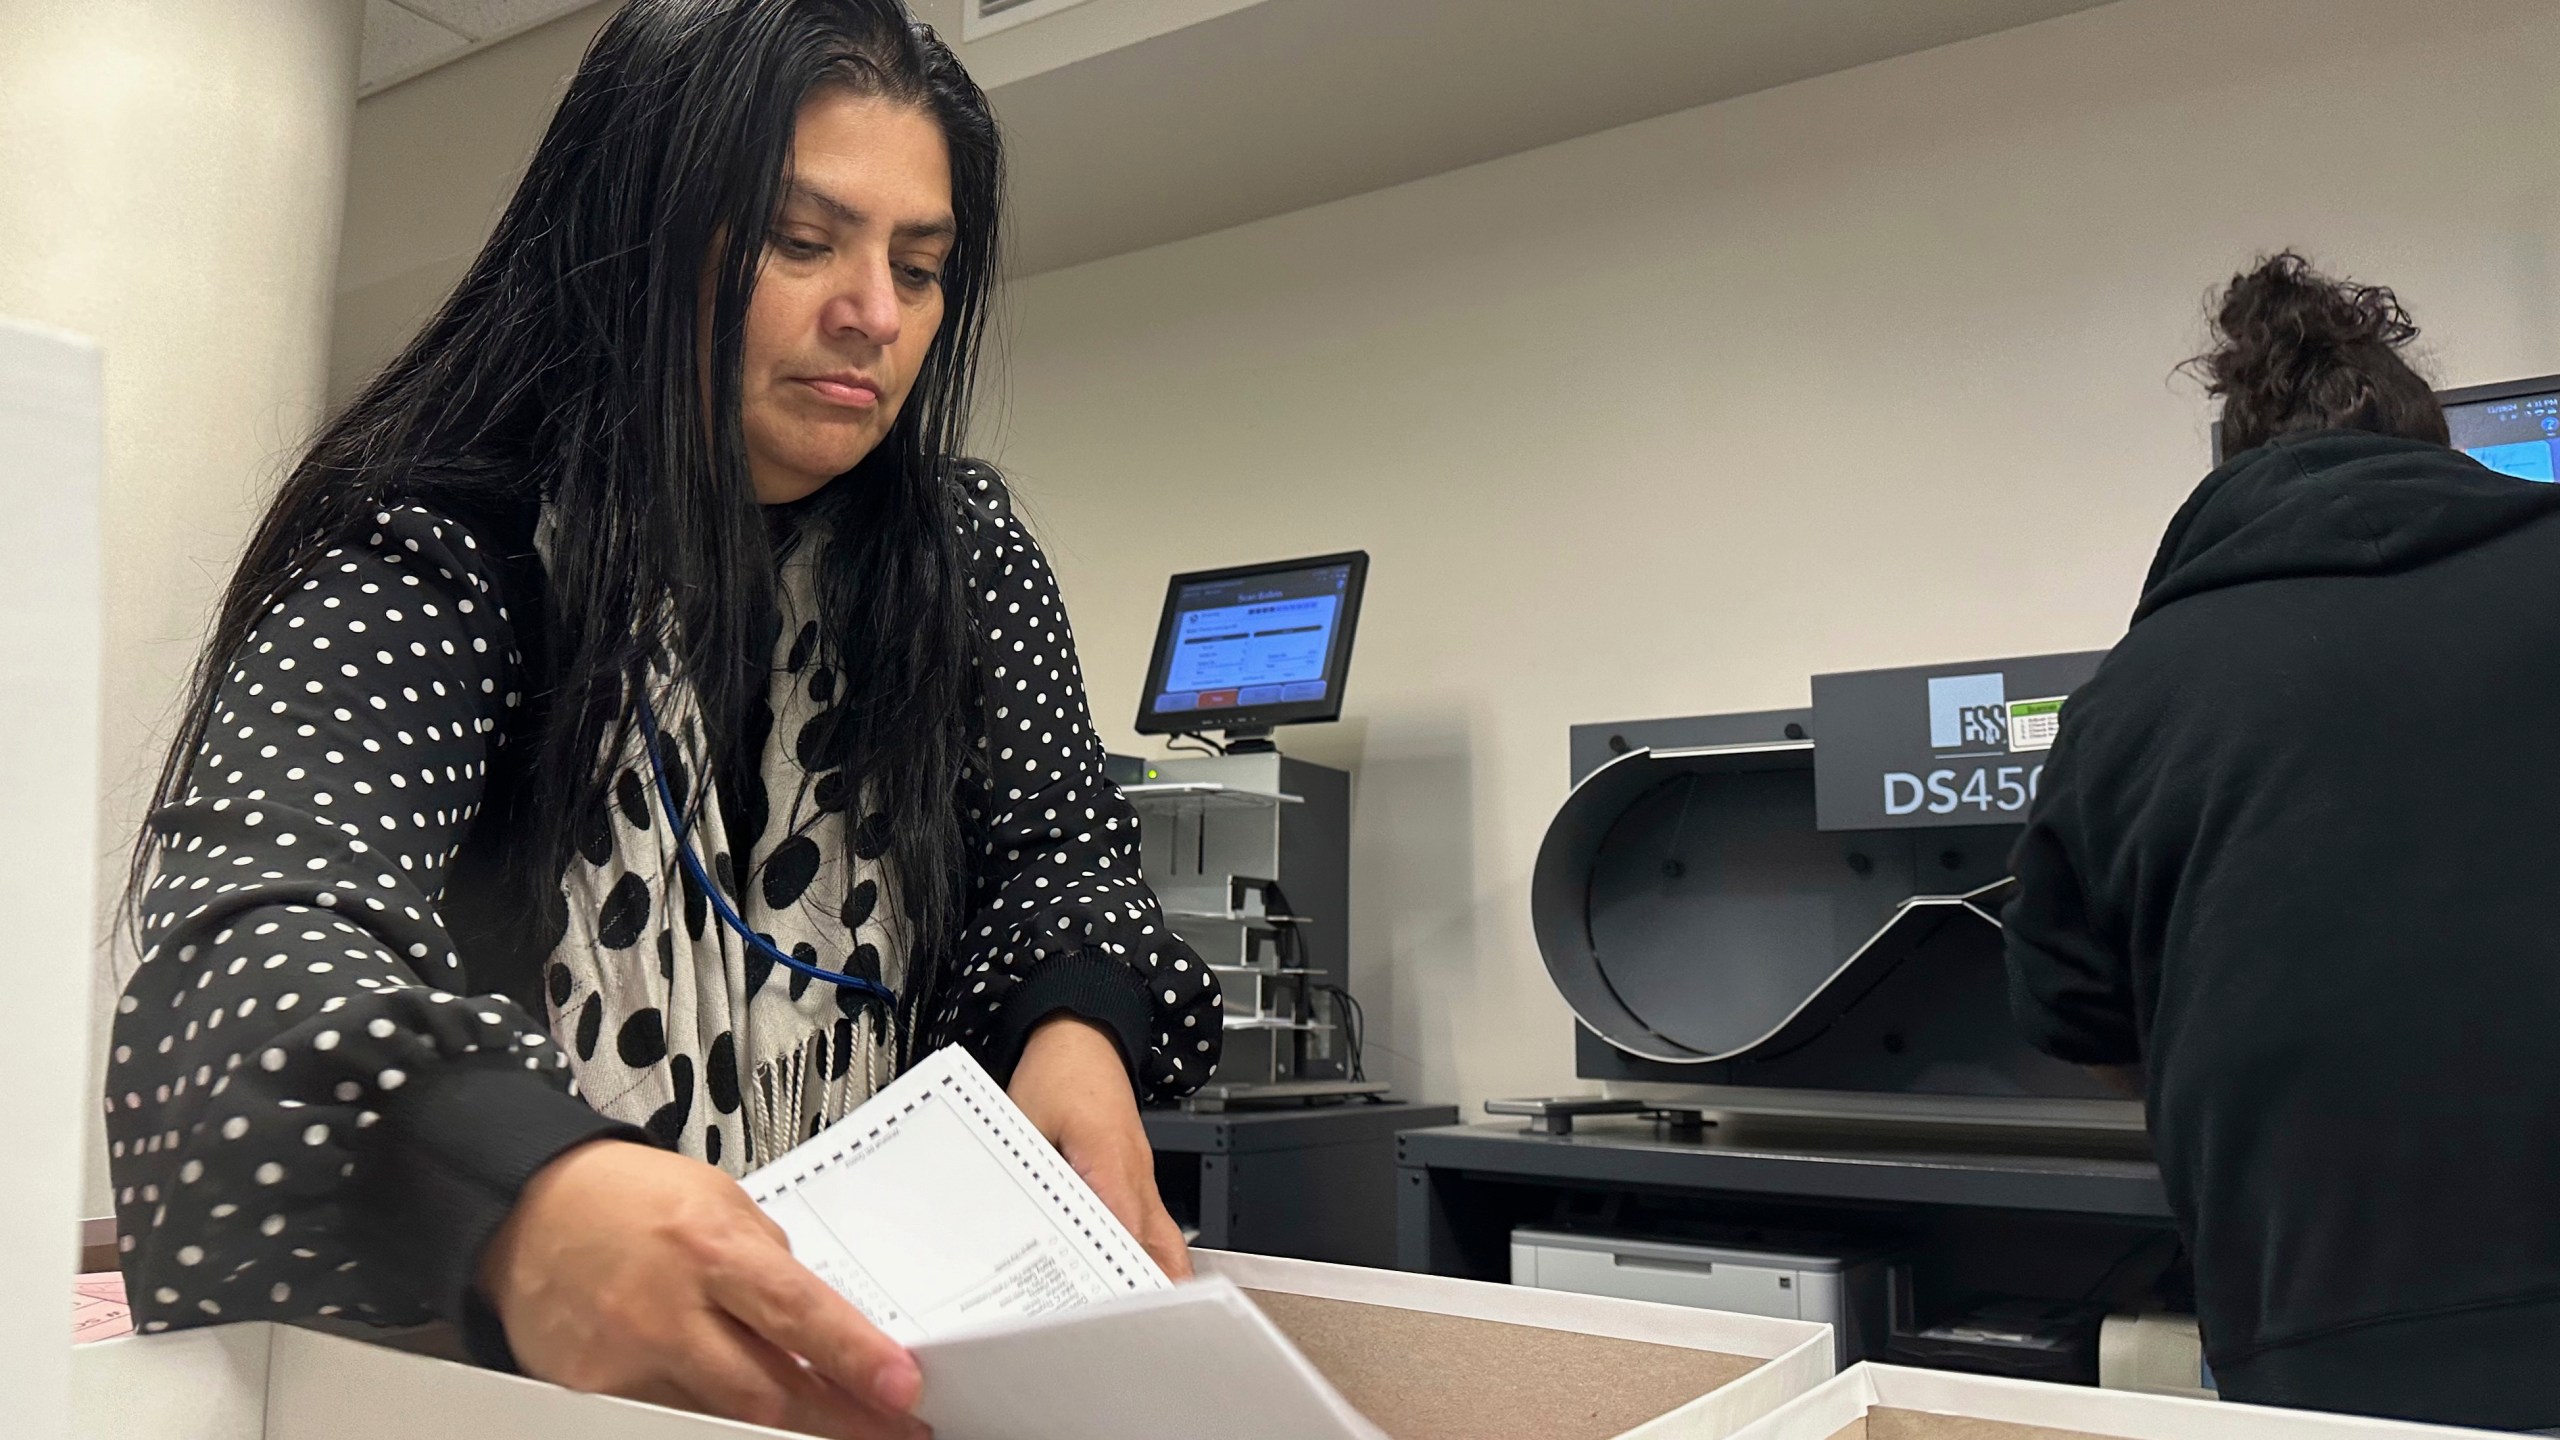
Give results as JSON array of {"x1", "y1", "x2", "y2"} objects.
[
  {"x1": 1147, "y1": 1101, "x2": 1459, "y2": 1268},
  {"x1": 1398, "y1": 1116, "x2": 2177, "y2": 1328}
]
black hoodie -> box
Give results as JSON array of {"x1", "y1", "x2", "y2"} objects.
[{"x1": 2005, "y1": 430, "x2": 2560, "y2": 1429}]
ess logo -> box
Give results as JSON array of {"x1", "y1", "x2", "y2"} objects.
[
  {"x1": 1887, "y1": 670, "x2": 2054, "y2": 818},
  {"x1": 1928, "y1": 672, "x2": 2007, "y2": 752}
]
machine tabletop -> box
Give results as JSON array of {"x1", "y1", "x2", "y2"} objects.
[{"x1": 1398, "y1": 1115, "x2": 2170, "y2": 1219}]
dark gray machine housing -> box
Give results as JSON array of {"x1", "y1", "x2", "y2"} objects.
[{"x1": 1542, "y1": 708, "x2": 2122, "y2": 1115}]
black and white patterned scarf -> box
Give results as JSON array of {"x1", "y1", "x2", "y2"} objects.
[{"x1": 546, "y1": 528, "x2": 903, "y2": 1175}]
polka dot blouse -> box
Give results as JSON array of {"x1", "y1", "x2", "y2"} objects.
[{"x1": 105, "y1": 465, "x2": 1222, "y2": 1347}]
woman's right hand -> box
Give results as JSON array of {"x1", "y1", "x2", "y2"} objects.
[{"x1": 477, "y1": 1139, "x2": 926, "y2": 1439}]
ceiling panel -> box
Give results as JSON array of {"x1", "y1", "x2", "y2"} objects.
[
  {"x1": 394, "y1": 0, "x2": 596, "y2": 43},
  {"x1": 360, "y1": 0, "x2": 602, "y2": 94},
  {"x1": 358, "y1": 0, "x2": 468, "y2": 93}
]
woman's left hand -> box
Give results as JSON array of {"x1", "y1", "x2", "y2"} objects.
[{"x1": 1007, "y1": 1016, "x2": 1193, "y2": 1280}]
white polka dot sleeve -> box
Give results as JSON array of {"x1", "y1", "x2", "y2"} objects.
[
  {"x1": 106, "y1": 506, "x2": 637, "y2": 1345},
  {"x1": 934, "y1": 467, "x2": 1225, "y2": 1099}
]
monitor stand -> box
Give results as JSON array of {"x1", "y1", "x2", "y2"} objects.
[{"x1": 1218, "y1": 726, "x2": 1278, "y2": 755}]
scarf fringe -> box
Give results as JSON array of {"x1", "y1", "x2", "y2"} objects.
[{"x1": 744, "y1": 1007, "x2": 893, "y2": 1169}]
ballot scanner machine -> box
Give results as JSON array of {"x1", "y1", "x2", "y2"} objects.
[
  {"x1": 1527, "y1": 651, "x2": 2121, "y2": 1121},
  {"x1": 1414, "y1": 653, "x2": 2201, "y2": 1387}
]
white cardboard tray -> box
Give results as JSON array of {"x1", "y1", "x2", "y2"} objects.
[
  {"x1": 3, "y1": 317, "x2": 106, "y2": 1440},
  {"x1": 1197, "y1": 1250, "x2": 1835, "y2": 1438},
  {"x1": 1725, "y1": 1362, "x2": 2514, "y2": 1440},
  {"x1": 74, "y1": 1250, "x2": 1834, "y2": 1440}
]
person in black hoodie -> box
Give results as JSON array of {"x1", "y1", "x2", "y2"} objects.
[{"x1": 2005, "y1": 252, "x2": 2560, "y2": 1431}]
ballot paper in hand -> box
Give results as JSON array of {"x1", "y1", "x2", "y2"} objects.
[
  {"x1": 743, "y1": 1042, "x2": 1170, "y2": 1345},
  {"x1": 746, "y1": 1044, "x2": 1387, "y2": 1440}
]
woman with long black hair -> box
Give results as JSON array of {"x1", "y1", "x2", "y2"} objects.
[{"x1": 103, "y1": 2, "x2": 1218, "y2": 1433}]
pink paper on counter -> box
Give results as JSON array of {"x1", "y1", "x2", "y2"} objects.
[{"x1": 74, "y1": 1270, "x2": 132, "y2": 1343}]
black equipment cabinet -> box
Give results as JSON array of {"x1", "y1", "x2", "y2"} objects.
[
  {"x1": 1397, "y1": 1115, "x2": 2185, "y2": 1371},
  {"x1": 1147, "y1": 1101, "x2": 1458, "y2": 1267}
]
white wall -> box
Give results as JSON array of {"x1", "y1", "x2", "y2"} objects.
[
  {"x1": 0, "y1": 0, "x2": 364, "y2": 1216},
  {"x1": 984, "y1": 0, "x2": 2560, "y2": 1114}
]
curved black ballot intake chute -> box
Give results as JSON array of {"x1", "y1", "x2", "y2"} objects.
[{"x1": 1532, "y1": 742, "x2": 2015, "y2": 1068}]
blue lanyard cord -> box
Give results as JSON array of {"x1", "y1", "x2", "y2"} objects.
[{"x1": 634, "y1": 697, "x2": 899, "y2": 1008}]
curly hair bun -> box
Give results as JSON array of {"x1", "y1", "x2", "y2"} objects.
[{"x1": 2189, "y1": 251, "x2": 2447, "y2": 456}]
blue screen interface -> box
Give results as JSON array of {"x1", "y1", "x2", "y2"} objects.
[
  {"x1": 1152, "y1": 562, "x2": 1353, "y2": 715},
  {"x1": 2448, "y1": 389, "x2": 2560, "y2": 482}
]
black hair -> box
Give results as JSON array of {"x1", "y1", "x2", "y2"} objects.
[
  {"x1": 131, "y1": 0, "x2": 1001, "y2": 1044},
  {"x1": 2186, "y1": 251, "x2": 2448, "y2": 457}
]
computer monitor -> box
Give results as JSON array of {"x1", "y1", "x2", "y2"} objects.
[
  {"x1": 1135, "y1": 551, "x2": 1368, "y2": 746},
  {"x1": 2440, "y1": 373, "x2": 2560, "y2": 482}
]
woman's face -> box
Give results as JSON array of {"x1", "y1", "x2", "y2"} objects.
[{"x1": 737, "y1": 90, "x2": 956, "y2": 506}]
